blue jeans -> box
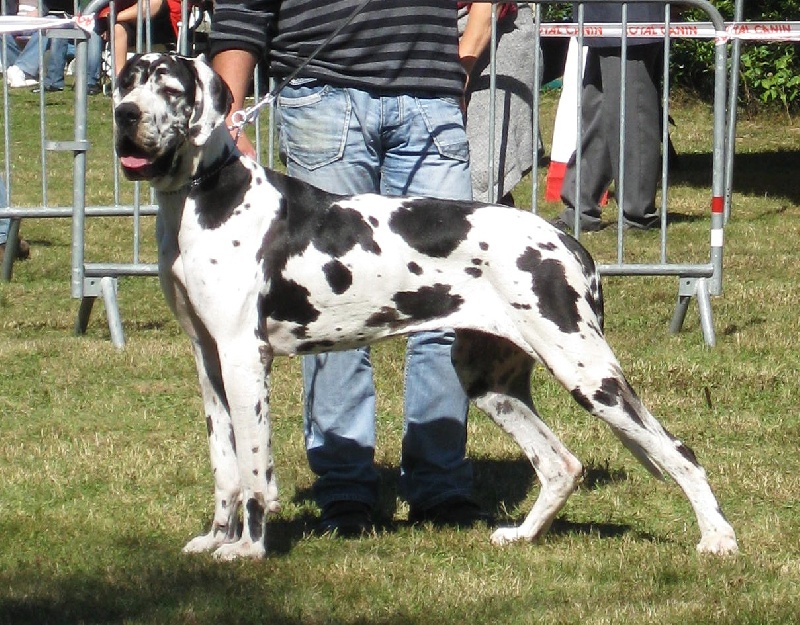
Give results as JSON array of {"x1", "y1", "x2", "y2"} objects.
[
  {"x1": 2, "y1": 32, "x2": 26, "y2": 69},
  {"x1": 43, "y1": 31, "x2": 102, "y2": 89},
  {"x1": 277, "y1": 80, "x2": 474, "y2": 511},
  {"x1": 13, "y1": 29, "x2": 102, "y2": 89},
  {"x1": 9, "y1": 31, "x2": 41, "y2": 78}
]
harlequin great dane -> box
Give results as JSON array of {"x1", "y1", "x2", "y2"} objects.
[{"x1": 113, "y1": 53, "x2": 738, "y2": 560}]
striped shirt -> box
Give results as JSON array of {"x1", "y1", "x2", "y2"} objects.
[{"x1": 209, "y1": 0, "x2": 467, "y2": 97}]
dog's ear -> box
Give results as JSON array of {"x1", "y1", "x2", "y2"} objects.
[{"x1": 187, "y1": 58, "x2": 234, "y2": 146}]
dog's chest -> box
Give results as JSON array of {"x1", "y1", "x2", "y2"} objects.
[{"x1": 176, "y1": 191, "x2": 274, "y2": 303}]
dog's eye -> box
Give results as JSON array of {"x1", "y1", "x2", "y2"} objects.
[{"x1": 161, "y1": 87, "x2": 184, "y2": 99}]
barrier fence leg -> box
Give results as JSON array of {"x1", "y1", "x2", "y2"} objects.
[
  {"x1": 100, "y1": 277, "x2": 126, "y2": 349},
  {"x1": 74, "y1": 295, "x2": 95, "y2": 336},
  {"x1": 74, "y1": 276, "x2": 126, "y2": 349},
  {"x1": 669, "y1": 277, "x2": 716, "y2": 347}
]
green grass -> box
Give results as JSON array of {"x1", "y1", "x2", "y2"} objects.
[{"x1": 2, "y1": 88, "x2": 800, "y2": 624}]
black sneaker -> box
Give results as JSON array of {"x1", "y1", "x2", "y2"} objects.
[
  {"x1": 408, "y1": 497, "x2": 491, "y2": 528},
  {"x1": 550, "y1": 217, "x2": 572, "y2": 233},
  {"x1": 87, "y1": 84, "x2": 102, "y2": 96},
  {"x1": 550, "y1": 216, "x2": 606, "y2": 234},
  {"x1": 31, "y1": 85, "x2": 64, "y2": 93},
  {"x1": 316, "y1": 501, "x2": 373, "y2": 537}
]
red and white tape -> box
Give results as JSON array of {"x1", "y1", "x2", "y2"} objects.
[
  {"x1": 539, "y1": 21, "x2": 800, "y2": 44},
  {"x1": 2, "y1": 15, "x2": 800, "y2": 44},
  {"x1": 0, "y1": 14, "x2": 93, "y2": 36}
]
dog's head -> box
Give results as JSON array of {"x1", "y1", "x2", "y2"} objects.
[{"x1": 113, "y1": 53, "x2": 233, "y2": 190}]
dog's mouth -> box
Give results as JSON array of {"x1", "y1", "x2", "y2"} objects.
[
  {"x1": 119, "y1": 154, "x2": 154, "y2": 177},
  {"x1": 116, "y1": 137, "x2": 177, "y2": 182}
]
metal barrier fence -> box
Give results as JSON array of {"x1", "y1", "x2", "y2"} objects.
[{"x1": 0, "y1": 0, "x2": 745, "y2": 348}]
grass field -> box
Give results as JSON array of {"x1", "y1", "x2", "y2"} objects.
[{"x1": 1, "y1": 86, "x2": 800, "y2": 624}]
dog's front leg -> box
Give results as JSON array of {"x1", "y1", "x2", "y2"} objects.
[
  {"x1": 156, "y1": 229, "x2": 251, "y2": 556},
  {"x1": 211, "y1": 340, "x2": 278, "y2": 561},
  {"x1": 182, "y1": 335, "x2": 244, "y2": 555}
]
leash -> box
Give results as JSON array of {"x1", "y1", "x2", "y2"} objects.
[{"x1": 229, "y1": 0, "x2": 374, "y2": 140}]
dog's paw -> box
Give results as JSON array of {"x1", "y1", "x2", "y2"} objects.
[
  {"x1": 696, "y1": 532, "x2": 739, "y2": 556},
  {"x1": 489, "y1": 526, "x2": 523, "y2": 546},
  {"x1": 212, "y1": 540, "x2": 266, "y2": 560},
  {"x1": 182, "y1": 531, "x2": 229, "y2": 554}
]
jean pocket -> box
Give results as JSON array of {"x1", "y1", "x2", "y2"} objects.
[
  {"x1": 415, "y1": 96, "x2": 470, "y2": 164},
  {"x1": 277, "y1": 80, "x2": 351, "y2": 170}
]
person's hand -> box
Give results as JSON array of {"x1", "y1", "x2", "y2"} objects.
[{"x1": 230, "y1": 127, "x2": 257, "y2": 159}]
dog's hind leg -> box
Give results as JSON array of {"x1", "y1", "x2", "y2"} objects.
[
  {"x1": 536, "y1": 331, "x2": 738, "y2": 555},
  {"x1": 452, "y1": 330, "x2": 583, "y2": 546}
]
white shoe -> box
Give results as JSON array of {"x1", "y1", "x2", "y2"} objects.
[{"x1": 6, "y1": 65, "x2": 37, "y2": 88}]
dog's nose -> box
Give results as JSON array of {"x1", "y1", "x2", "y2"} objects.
[{"x1": 115, "y1": 102, "x2": 142, "y2": 129}]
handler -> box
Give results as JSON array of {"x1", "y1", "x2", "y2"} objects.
[{"x1": 208, "y1": 0, "x2": 486, "y2": 535}]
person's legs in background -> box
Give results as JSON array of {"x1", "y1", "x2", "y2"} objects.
[
  {"x1": 1, "y1": 33, "x2": 23, "y2": 70},
  {"x1": 277, "y1": 82, "x2": 480, "y2": 534},
  {"x1": 278, "y1": 80, "x2": 384, "y2": 535},
  {"x1": 87, "y1": 30, "x2": 102, "y2": 92},
  {"x1": 41, "y1": 35, "x2": 68, "y2": 91},
  {"x1": 379, "y1": 93, "x2": 478, "y2": 522},
  {"x1": 6, "y1": 31, "x2": 42, "y2": 87}
]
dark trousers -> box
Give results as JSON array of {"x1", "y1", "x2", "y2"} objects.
[{"x1": 561, "y1": 43, "x2": 663, "y2": 229}]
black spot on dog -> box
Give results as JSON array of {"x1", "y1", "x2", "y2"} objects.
[
  {"x1": 407, "y1": 262, "x2": 423, "y2": 275},
  {"x1": 593, "y1": 377, "x2": 621, "y2": 407},
  {"x1": 205, "y1": 414, "x2": 213, "y2": 436},
  {"x1": 193, "y1": 157, "x2": 251, "y2": 229},
  {"x1": 496, "y1": 399, "x2": 514, "y2": 415},
  {"x1": 233, "y1": 240, "x2": 241, "y2": 247},
  {"x1": 393, "y1": 283, "x2": 463, "y2": 321},
  {"x1": 228, "y1": 425, "x2": 237, "y2": 453},
  {"x1": 323, "y1": 259, "x2": 353, "y2": 294},
  {"x1": 246, "y1": 498, "x2": 265, "y2": 543},
  {"x1": 676, "y1": 442, "x2": 699, "y2": 466},
  {"x1": 511, "y1": 302, "x2": 532, "y2": 310},
  {"x1": 368, "y1": 216, "x2": 379, "y2": 227},
  {"x1": 258, "y1": 278, "x2": 320, "y2": 326},
  {"x1": 388, "y1": 198, "x2": 478, "y2": 257},
  {"x1": 297, "y1": 339, "x2": 337, "y2": 353},
  {"x1": 479, "y1": 241, "x2": 489, "y2": 251},
  {"x1": 571, "y1": 388, "x2": 593, "y2": 412},
  {"x1": 464, "y1": 267, "x2": 482, "y2": 278},
  {"x1": 517, "y1": 246, "x2": 581, "y2": 334},
  {"x1": 366, "y1": 306, "x2": 402, "y2": 328}
]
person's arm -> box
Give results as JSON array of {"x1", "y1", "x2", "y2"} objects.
[
  {"x1": 115, "y1": 0, "x2": 164, "y2": 25},
  {"x1": 209, "y1": 0, "x2": 276, "y2": 156},
  {"x1": 458, "y1": 2, "x2": 493, "y2": 82}
]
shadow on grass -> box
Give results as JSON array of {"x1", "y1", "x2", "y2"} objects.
[
  {"x1": 671, "y1": 150, "x2": 800, "y2": 208},
  {"x1": 0, "y1": 459, "x2": 647, "y2": 625},
  {"x1": 285, "y1": 457, "x2": 632, "y2": 538}
]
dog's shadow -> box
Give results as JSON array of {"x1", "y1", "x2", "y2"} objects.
[{"x1": 266, "y1": 458, "x2": 637, "y2": 553}]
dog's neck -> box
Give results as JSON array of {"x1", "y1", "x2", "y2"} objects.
[{"x1": 156, "y1": 125, "x2": 239, "y2": 196}]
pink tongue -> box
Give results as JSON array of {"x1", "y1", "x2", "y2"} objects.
[{"x1": 120, "y1": 155, "x2": 151, "y2": 169}]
